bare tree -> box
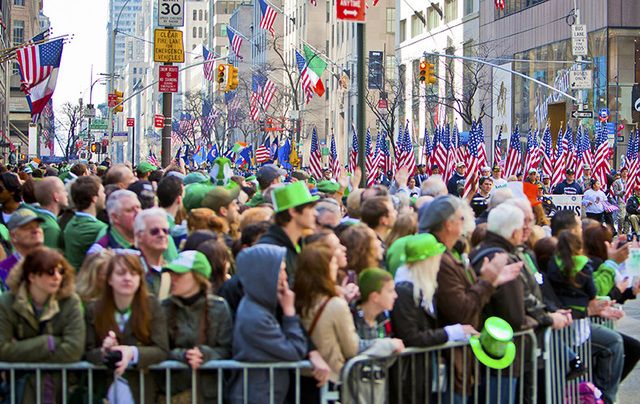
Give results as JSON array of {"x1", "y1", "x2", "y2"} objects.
[
  {"x1": 55, "y1": 101, "x2": 83, "y2": 160},
  {"x1": 364, "y1": 76, "x2": 403, "y2": 150}
]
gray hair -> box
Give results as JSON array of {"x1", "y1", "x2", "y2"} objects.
[
  {"x1": 315, "y1": 199, "x2": 341, "y2": 217},
  {"x1": 106, "y1": 189, "x2": 138, "y2": 220},
  {"x1": 134, "y1": 207, "x2": 168, "y2": 234},
  {"x1": 488, "y1": 188, "x2": 513, "y2": 210},
  {"x1": 487, "y1": 203, "x2": 524, "y2": 241},
  {"x1": 420, "y1": 175, "x2": 447, "y2": 197}
]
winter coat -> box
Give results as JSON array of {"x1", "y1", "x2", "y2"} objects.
[
  {"x1": 0, "y1": 265, "x2": 85, "y2": 403},
  {"x1": 256, "y1": 224, "x2": 300, "y2": 285},
  {"x1": 627, "y1": 195, "x2": 640, "y2": 216},
  {"x1": 161, "y1": 290, "x2": 233, "y2": 402},
  {"x1": 447, "y1": 172, "x2": 466, "y2": 196},
  {"x1": 552, "y1": 180, "x2": 584, "y2": 195},
  {"x1": 228, "y1": 244, "x2": 308, "y2": 404},
  {"x1": 84, "y1": 296, "x2": 169, "y2": 404},
  {"x1": 546, "y1": 255, "x2": 596, "y2": 319}
]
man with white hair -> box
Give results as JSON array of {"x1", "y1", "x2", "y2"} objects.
[
  {"x1": 315, "y1": 199, "x2": 342, "y2": 229},
  {"x1": 89, "y1": 190, "x2": 141, "y2": 252},
  {"x1": 420, "y1": 175, "x2": 448, "y2": 197},
  {"x1": 134, "y1": 207, "x2": 171, "y2": 298}
]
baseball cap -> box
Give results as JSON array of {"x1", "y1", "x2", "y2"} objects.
[
  {"x1": 136, "y1": 162, "x2": 157, "y2": 175},
  {"x1": 164, "y1": 251, "x2": 212, "y2": 279},
  {"x1": 528, "y1": 168, "x2": 538, "y2": 174},
  {"x1": 202, "y1": 185, "x2": 241, "y2": 212},
  {"x1": 456, "y1": 162, "x2": 466, "y2": 168},
  {"x1": 583, "y1": 164, "x2": 591, "y2": 170},
  {"x1": 565, "y1": 168, "x2": 575, "y2": 175},
  {"x1": 127, "y1": 180, "x2": 156, "y2": 209},
  {"x1": 6, "y1": 209, "x2": 44, "y2": 231},
  {"x1": 257, "y1": 164, "x2": 286, "y2": 190}
]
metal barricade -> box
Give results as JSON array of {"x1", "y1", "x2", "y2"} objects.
[
  {"x1": 340, "y1": 330, "x2": 538, "y2": 404},
  {"x1": 0, "y1": 359, "x2": 312, "y2": 404}
]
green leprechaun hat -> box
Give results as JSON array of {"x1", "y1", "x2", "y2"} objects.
[
  {"x1": 469, "y1": 316, "x2": 516, "y2": 370},
  {"x1": 272, "y1": 181, "x2": 319, "y2": 213}
]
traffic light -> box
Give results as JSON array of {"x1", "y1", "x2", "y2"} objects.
[
  {"x1": 419, "y1": 60, "x2": 428, "y2": 83},
  {"x1": 425, "y1": 62, "x2": 436, "y2": 85},
  {"x1": 90, "y1": 142, "x2": 98, "y2": 153},
  {"x1": 113, "y1": 90, "x2": 124, "y2": 113},
  {"x1": 227, "y1": 65, "x2": 239, "y2": 91},
  {"x1": 217, "y1": 64, "x2": 227, "y2": 90}
]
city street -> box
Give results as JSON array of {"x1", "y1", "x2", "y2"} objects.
[{"x1": 618, "y1": 298, "x2": 640, "y2": 403}]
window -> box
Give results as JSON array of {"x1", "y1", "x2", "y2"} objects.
[
  {"x1": 14, "y1": 0, "x2": 24, "y2": 5},
  {"x1": 13, "y1": 20, "x2": 24, "y2": 45},
  {"x1": 193, "y1": 10, "x2": 197, "y2": 20},
  {"x1": 386, "y1": 8, "x2": 395, "y2": 33},
  {"x1": 205, "y1": 11, "x2": 208, "y2": 21},
  {"x1": 199, "y1": 10, "x2": 203, "y2": 20},
  {"x1": 445, "y1": 0, "x2": 458, "y2": 23},
  {"x1": 220, "y1": 24, "x2": 227, "y2": 36},
  {"x1": 411, "y1": 12, "x2": 423, "y2": 38},
  {"x1": 199, "y1": 27, "x2": 203, "y2": 38},
  {"x1": 399, "y1": 19, "x2": 406, "y2": 42},
  {"x1": 386, "y1": 56, "x2": 396, "y2": 81},
  {"x1": 427, "y1": 7, "x2": 439, "y2": 31},
  {"x1": 496, "y1": 0, "x2": 548, "y2": 19},
  {"x1": 193, "y1": 27, "x2": 197, "y2": 38},
  {"x1": 464, "y1": 0, "x2": 474, "y2": 15}
]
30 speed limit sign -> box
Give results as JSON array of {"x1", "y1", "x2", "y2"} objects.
[{"x1": 158, "y1": 0, "x2": 184, "y2": 27}]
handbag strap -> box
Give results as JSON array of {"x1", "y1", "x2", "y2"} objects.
[{"x1": 308, "y1": 297, "x2": 331, "y2": 336}]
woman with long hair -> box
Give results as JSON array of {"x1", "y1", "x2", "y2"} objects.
[
  {"x1": 85, "y1": 253, "x2": 168, "y2": 403},
  {"x1": 162, "y1": 250, "x2": 233, "y2": 402},
  {"x1": 76, "y1": 249, "x2": 115, "y2": 303},
  {"x1": 294, "y1": 245, "x2": 402, "y2": 401},
  {"x1": 0, "y1": 247, "x2": 84, "y2": 402},
  {"x1": 338, "y1": 223, "x2": 383, "y2": 275}
]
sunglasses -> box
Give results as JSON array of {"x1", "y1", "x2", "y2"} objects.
[
  {"x1": 44, "y1": 265, "x2": 65, "y2": 277},
  {"x1": 149, "y1": 227, "x2": 170, "y2": 236}
]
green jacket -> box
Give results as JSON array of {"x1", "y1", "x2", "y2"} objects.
[
  {"x1": 592, "y1": 259, "x2": 618, "y2": 297},
  {"x1": 35, "y1": 208, "x2": 63, "y2": 250},
  {"x1": 64, "y1": 212, "x2": 107, "y2": 270},
  {"x1": 0, "y1": 282, "x2": 85, "y2": 363},
  {"x1": 93, "y1": 226, "x2": 179, "y2": 262},
  {"x1": 161, "y1": 291, "x2": 233, "y2": 400}
]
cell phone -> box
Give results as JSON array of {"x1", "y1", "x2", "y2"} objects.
[{"x1": 347, "y1": 270, "x2": 357, "y2": 284}]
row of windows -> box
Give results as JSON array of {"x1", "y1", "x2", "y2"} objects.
[
  {"x1": 193, "y1": 9, "x2": 208, "y2": 21},
  {"x1": 495, "y1": 0, "x2": 548, "y2": 19},
  {"x1": 192, "y1": 26, "x2": 208, "y2": 39},
  {"x1": 399, "y1": 0, "x2": 476, "y2": 43}
]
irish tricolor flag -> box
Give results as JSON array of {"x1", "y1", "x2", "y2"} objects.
[{"x1": 303, "y1": 45, "x2": 327, "y2": 97}]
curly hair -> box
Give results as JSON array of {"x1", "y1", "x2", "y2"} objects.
[{"x1": 339, "y1": 223, "x2": 379, "y2": 274}]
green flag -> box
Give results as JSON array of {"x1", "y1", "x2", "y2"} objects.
[{"x1": 303, "y1": 45, "x2": 327, "y2": 97}]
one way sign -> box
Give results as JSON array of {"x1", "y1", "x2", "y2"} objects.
[{"x1": 571, "y1": 110, "x2": 593, "y2": 119}]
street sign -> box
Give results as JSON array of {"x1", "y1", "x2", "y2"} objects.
[
  {"x1": 158, "y1": 0, "x2": 184, "y2": 27},
  {"x1": 113, "y1": 132, "x2": 128, "y2": 142},
  {"x1": 571, "y1": 110, "x2": 593, "y2": 119},
  {"x1": 569, "y1": 70, "x2": 592, "y2": 90},
  {"x1": 159, "y1": 65, "x2": 179, "y2": 93},
  {"x1": 336, "y1": 0, "x2": 365, "y2": 22},
  {"x1": 126, "y1": 118, "x2": 135, "y2": 127},
  {"x1": 368, "y1": 51, "x2": 383, "y2": 90},
  {"x1": 377, "y1": 98, "x2": 388, "y2": 109},
  {"x1": 153, "y1": 28, "x2": 185, "y2": 63},
  {"x1": 571, "y1": 24, "x2": 588, "y2": 56},
  {"x1": 154, "y1": 114, "x2": 165, "y2": 129},
  {"x1": 89, "y1": 119, "x2": 108, "y2": 130}
]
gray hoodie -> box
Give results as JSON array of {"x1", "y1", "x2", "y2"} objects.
[{"x1": 228, "y1": 244, "x2": 308, "y2": 404}]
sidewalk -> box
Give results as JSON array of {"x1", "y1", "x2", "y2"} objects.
[{"x1": 616, "y1": 298, "x2": 640, "y2": 403}]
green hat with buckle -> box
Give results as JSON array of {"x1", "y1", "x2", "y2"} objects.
[
  {"x1": 164, "y1": 251, "x2": 212, "y2": 279},
  {"x1": 272, "y1": 181, "x2": 319, "y2": 213},
  {"x1": 469, "y1": 316, "x2": 517, "y2": 370}
]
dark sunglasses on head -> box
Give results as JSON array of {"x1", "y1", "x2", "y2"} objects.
[{"x1": 149, "y1": 227, "x2": 170, "y2": 236}]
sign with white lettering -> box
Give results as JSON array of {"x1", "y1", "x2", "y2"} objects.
[
  {"x1": 337, "y1": 0, "x2": 365, "y2": 23},
  {"x1": 550, "y1": 194, "x2": 583, "y2": 217}
]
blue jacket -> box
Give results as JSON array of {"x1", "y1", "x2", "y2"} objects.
[
  {"x1": 229, "y1": 244, "x2": 308, "y2": 404},
  {"x1": 552, "y1": 180, "x2": 583, "y2": 195},
  {"x1": 447, "y1": 172, "x2": 466, "y2": 196}
]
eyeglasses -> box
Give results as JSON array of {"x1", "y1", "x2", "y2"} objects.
[
  {"x1": 149, "y1": 227, "x2": 170, "y2": 236},
  {"x1": 44, "y1": 265, "x2": 65, "y2": 277}
]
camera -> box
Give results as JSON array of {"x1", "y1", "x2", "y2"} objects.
[{"x1": 103, "y1": 350, "x2": 122, "y2": 370}]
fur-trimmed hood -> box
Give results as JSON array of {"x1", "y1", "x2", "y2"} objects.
[{"x1": 5, "y1": 258, "x2": 75, "y2": 300}]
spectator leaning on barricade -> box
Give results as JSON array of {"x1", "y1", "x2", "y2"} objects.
[
  {"x1": 161, "y1": 250, "x2": 233, "y2": 402},
  {"x1": 33, "y1": 177, "x2": 68, "y2": 250},
  {"x1": 63, "y1": 176, "x2": 107, "y2": 270},
  {"x1": 0, "y1": 209, "x2": 45, "y2": 290},
  {"x1": 85, "y1": 252, "x2": 169, "y2": 403},
  {"x1": 0, "y1": 247, "x2": 85, "y2": 402},
  {"x1": 134, "y1": 207, "x2": 171, "y2": 299}
]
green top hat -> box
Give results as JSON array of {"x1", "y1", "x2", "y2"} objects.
[
  {"x1": 272, "y1": 181, "x2": 319, "y2": 213},
  {"x1": 405, "y1": 234, "x2": 446, "y2": 264},
  {"x1": 164, "y1": 251, "x2": 212, "y2": 279},
  {"x1": 469, "y1": 316, "x2": 517, "y2": 370}
]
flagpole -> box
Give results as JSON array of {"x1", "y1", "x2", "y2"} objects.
[
  {"x1": 299, "y1": 39, "x2": 342, "y2": 78},
  {"x1": 227, "y1": 26, "x2": 254, "y2": 44}
]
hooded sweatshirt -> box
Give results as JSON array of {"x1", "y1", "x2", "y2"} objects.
[{"x1": 229, "y1": 244, "x2": 308, "y2": 404}]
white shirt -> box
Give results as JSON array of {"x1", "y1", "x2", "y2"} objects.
[{"x1": 582, "y1": 189, "x2": 607, "y2": 214}]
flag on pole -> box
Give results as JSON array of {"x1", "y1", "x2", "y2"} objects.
[
  {"x1": 551, "y1": 126, "x2": 566, "y2": 189},
  {"x1": 302, "y1": 44, "x2": 327, "y2": 97},
  {"x1": 380, "y1": 132, "x2": 393, "y2": 176},
  {"x1": 295, "y1": 51, "x2": 314, "y2": 103},
  {"x1": 203, "y1": 46, "x2": 216, "y2": 81},
  {"x1": 494, "y1": 125, "x2": 503, "y2": 166},
  {"x1": 523, "y1": 128, "x2": 538, "y2": 174},
  {"x1": 423, "y1": 127, "x2": 432, "y2": 166},
  {"x1": 365, "y1": 129, "x2": 378, "y2": 187},
  {"x1": 395, "y1": 121, "x2": 407, "y2": 172},
  {"x1": 594, "y1": 123, "x2": 611, "y2": 191},
  {"x1": 349, "y1": 125, "x2": 358, "y2": 174},
  {"x1": 250, "y1": 73, "x2": 276, "y2": 121},
  {"x1": 464, "y1": 119, "x2": 483, "y2": 198},
  {"x1": 504, "y1": 125, "x2": 523, "y2": 178},
  {"x1": 330, "y1": 131, "x2": 340, "y2": 179},
  {"x1": 309, "y1": 127, "x2": 323, "y2": 179},
  {"x1": 582, "y1": 127, "x2": 593, "y2": 169},
  {"x1": 561, "y1": 125, "x2": 576, "y2": 174},
  {"x1": 207, "y1": 144, "x2": 219, "y2": 162},
  {"x1": 255, "y1": 136, "x2": 272, "y2": 163},
  {"x1": 227, "y1": 28, "x2": 243, "y2": 59},
  {"x1": 15, "y1": 38, "x2": 64, "y2": 118},
  {"x1": 258, "y1": 0, "x2": 277, "y2": 36},
  {"x1": 148, "y1": 150, "x2": 159, "y2": 167},
  {"x1": 433, "y1": 126, "x2": 447, "y2": 177},
  {"x1": 401, "y1": 123, "x2": 417, "y2": 175},
  {"x1": 477, "y1": 121, "x2": 489, "y2": 170},
  {"x1": 541, "y1": 124, "x2": 553, "y2": 181},
  {"x1": 625, "y1": 130, "x2": 639, "y2": 200},
  {"x1": 575, "y1": 126, "x2": 585, "y2": 181}
]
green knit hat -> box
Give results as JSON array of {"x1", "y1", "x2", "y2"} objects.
[
  {"x1": 164, "y1": 251, "x2": 212, "y2": 279},
  {"x1": 358, "y1": 268, "x2": 393, "y2": 302}
]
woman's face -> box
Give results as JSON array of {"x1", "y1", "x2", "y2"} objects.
[
  {"x1": 29, "y1": 263, "x2": 63, "y2": 297},
  {"x1": 326, "y1": 233, "x2": 348, "y2": 269},
  {"x1": 329, "y1": 255, "x2": 339, "y2": 282},
  {"x1": 170, "y1": 271, "x2": 198, "y2": 297},
  {"x1": 108, "y1": 264, "x2": 141, "y2": 298}
]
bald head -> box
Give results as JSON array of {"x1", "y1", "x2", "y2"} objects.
[
  {"x1": 104, "y1": 164, "x2": 136, "y2": 189},
  {"x1": 34, "y1": 177, "x2": 68, "y2": 212}
]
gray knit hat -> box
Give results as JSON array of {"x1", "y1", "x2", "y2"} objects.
[{"x1": 418, "y1": 195, "x2": 460, "y2": 233}]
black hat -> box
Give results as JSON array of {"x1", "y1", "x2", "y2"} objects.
[
  {"x1": 565, "y1": 168, "x2": 575, "y2": 175},
  {"x1": 431, "y1": 164, "x2": 440, "y2": 170}
]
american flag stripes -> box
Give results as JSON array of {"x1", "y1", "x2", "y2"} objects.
[
  {"x1": 423, "y1": 127, "x2": 432, "y2": 166},
  {"x1": 464, "y1": 119, "x2": 483, "y2": 198},
  {"x1": 433, "y1": 125, "x2": 448, "y2": 177},
  {"x1": 504, "y1": 125, "x2": 523, "y2": 178},
  {"x1": 593, "y1": 123, "x2": 611, "y2": 191},
  {"x1": 255, "y1": 136, "x2": 272, "y2": 163},
  {"x1": 494, "y1": 125, "x2": 503, "y2": 166},
  {"x1": 330, "y1": 131, "x2": 341, "y2": 179},
  {"x1": 561, "y1": 125, "x2": 576, "y2": 174},
  {"x1": 551, "y1": 127, "x2": 566, "y2": 189},
  {"x1": 295, "y1": 51, "x2": 314, "y2": 103},
  {"x1": 444, "y1": 125, "x2": 456, "y2": 181},
  {"x1": 575, "y1": 126, "x2": 586, "y2": 181},
  {"x1": 541, "y1": 124, "x2": 553, "y2": 181},
  {"x1": 348, "y1": 125, "x2": 358, "y2": 174},
  {"x1": 380, "y1": 132, "x2": 393, "y2": 176},
  {"x1": 523, "y1": 128, "x2": 537, "y2": 174},
  {"x1": 250, "y1": 73, "x2": 276, "y2": 121},
  {"x1": 401, "y1": 123, "x2": 417, "y2": 175},
  {"x1": 495, "y1": 0, "x2": 505, "y2": 10},
  {"x1": 582, "y1": 127, "x2": 593, "y2": 169},
  {"x1": 625, "y1": 130, "x2": 639, "y2": 200},
  {"x1": 203, "y1": 46, "x2": 216, "y2": 81},
  {"x1": 309, "y1": 127, "x2": 323, "y2": 180},
  {"x1": 148, "y1": 150, "x2": 159, "y2": 167},
  {"x1": 258, "y1": 0, "x2": 277, "y2": 36},
  {"x1": 365, "y1": 129, "x2": 378, "y2": 187},
  {"x1": 477, "y1": 121, "x2": 489, "y2": 170},
  {"x1": 227, "y1": 28, "x2": 243, "y2": 59}
]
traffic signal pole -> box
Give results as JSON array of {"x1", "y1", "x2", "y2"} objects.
[
  {"x1": 356, "y1": 23, "x2": 366, "y2": 187},
  {"x1": 161, "y1": 62, "x2": 173, "y2": 167}
]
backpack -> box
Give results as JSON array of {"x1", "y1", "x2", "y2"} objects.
[{"x1": 578, "y1": 381, "x2": 604, "y2": 404}]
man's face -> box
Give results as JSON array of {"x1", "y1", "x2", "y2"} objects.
[
  {"x1": 408, "y1": 178, "x2": 416, "y2": 188},
  {"x1": 529, "y1": 173, "x2": 539, "y2": 182},
  {"x1": 137, "y1": 215, "x2": 169, "y2": 253},
  {"x1": 566, "y1": 173, "x2": 575, "y2": 183},
  {"x1": 54, "y1": 183, "x2": 69, "y2": 209},
  {"x1": 493, "y1": 169, "x2": 502, "y2": 179},
  {"x1": 480, "y1": 180, "x2": 493, "y2": 194},
  {"x1": 292, "y1": 204, "x2": 317, "y2": 231},
  {"x1": 323, "y1": 170, "x2": 332, "y2": 180},
  {"x1": 96, "y1": 185, "x2": 106, "y2": 210},
  {"x1": 12, "y1": 220, "x2": 44, "y2": 251},
  {"x1": 634, "y1": 189, "x2": 640, "y2": 198},
  {"x1": 432, "y1": 167, "x2": 441, "y2": 175},
  {"x1": 223, "y1": 200, "x2": 240, "y2": 225},
  {"x1": 457, "y1": 166, "x2": 466, "y2": 176},
  {"x1": 113, "y1": 196, "x2": 141, "y2": 235},
  {"x1": 120, "y1": 168, "x2": 136, "y2": 189},
  {"x1": 445, "y1": 209, "x2": 465, "y2": 241},
  {"x1": 383, "y1": 200, "x2": 397, "y2": 229},
  {"x1": 622, "y1": 170, "x2": 629, "y2": 179},
  {"x1": 584, "y1": 169, "x2": 591, "y2": 178},
  {"x1": 522, "y1": 206, "x2": 534, "y2": 243}
]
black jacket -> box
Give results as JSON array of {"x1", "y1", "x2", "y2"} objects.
[
  {"x1": 256, "y1": 224, "x2": 299, "y2": 285},
  {"x1": 546, "y1": 256, "x2": 596, "y2": 319},
  {"x1": 627, "y1": 195, "x2": 640, "y2": 215},
  {"x1": 447, "y1": 172, "x2": 466, "y2": 196},
  {"x1": 553, "y1": 180, "x2": 583, "y2": 195}
]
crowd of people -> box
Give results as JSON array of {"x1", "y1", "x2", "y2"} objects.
[{"x1": 0, "y1": 156, "x2": 637, "y2": 403}]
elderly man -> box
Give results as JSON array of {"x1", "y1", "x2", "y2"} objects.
[
  {"x1": 315, "y1": 199, "x2": 342, "y2": 229},
  {"x1": 134, "y1": 207, "x2": 171, "y2": 299},
  {"x1": 33, "y1": 177, "x2": 68, "y2": 250},
  {"x1": 90, "y1": 190, "x2": 141, "y2": 252},
  {"x1": 0, "y1": 209, "x2": 44, "y2": 290},
  {"x1": 103, "y1": 164, "x2": 137, "y2": 189}
]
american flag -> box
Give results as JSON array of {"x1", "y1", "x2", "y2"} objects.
[
  {"x1": 593, "y1": 123, "x2": 611, "y2": 191},
  {"x1": 477, "y1": 121, "x2": 489, "y2": 169},
  {"x1": 16, "y1": 38, "x2": 64, "y2": 117},
  {"x1": 433, "y1": 125, "x2": 448, "y2": 177},
  {"x1": 582, "y1": 127, "x2": 593, "y2": 169},
  {"x1": 452, "y1": 123, "x2": 464, "y2": 168},
  {"x1": 250, "y1": 73, "x2": 276, "y2": 121},
  {"x1": 444, "y1": 125, "x2": 456, "y2": 181},
  {"x1": 365, "y1": 129, "x2": 378, "y2": 187},
  {"x1": 227, "y1": 28, "x2": 243, "y2": 60},
  {"x1": 504, "y1": 125, "x2": 523, "y2": 178},
  {"x1": 523, "y1": 128, "x2": 538, "y2": 174},
  {"x1": 551, "y1": 127, "x2": 566, "y2": 189},
  {"x1": 575, "y1": 126, "x2": 585, "y2": 181},
  {"x1": 380, "y1": 132, "x2": 393, "y2": 176},
  {"x1": 401, "y1": 122, "x2": 416, "y2": 175},
  {"x1": 309, "y1": 127, "x2": 323, "y2": 179},
  {"x1": 258, "y1": 0, "x2": 277, "y2": 36},
  {"x1": 295, "y1": 51, "x2": 314, "y2": 103},
  {"x1": 494, "y1": 125, "x2": 503, "y2": 165},
  {"x1": 148, "y1": 150, "x2": 159, "y2": 167},
  {"x1": 464, "y1": 118, "x2": 483, "y2": 198},
  {"x1": 423, "y1": 127, "x2": 432, "y2": 166},
  {"x1": 395, "y1": 122, "x2": 406, "y2": 172},
  {"x1": 541, "y1": 124, "x2": 553, "y2": 181},
  {"x1": 561, "y1": 125, "x2": 576, "y2": 174},
  {"x1": 330, "y1": 131, "x2": 341, "y2": 179},
  {"x1": 255, "y1": 136, "x2": 272, "y2": 163},
  {"x1": 625, "y1": 130, "x2": 639, "y2": 200},
  {"x1": 348, "y1": 125, "x2": 358, "y2": 174},
  {"x1": 203, "y1": 46, "x2": 216, "y2": 81}
]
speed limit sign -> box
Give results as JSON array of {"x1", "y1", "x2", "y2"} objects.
[{"x1": 158, "y1": 0, "x2": 184, "y2": 27}]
